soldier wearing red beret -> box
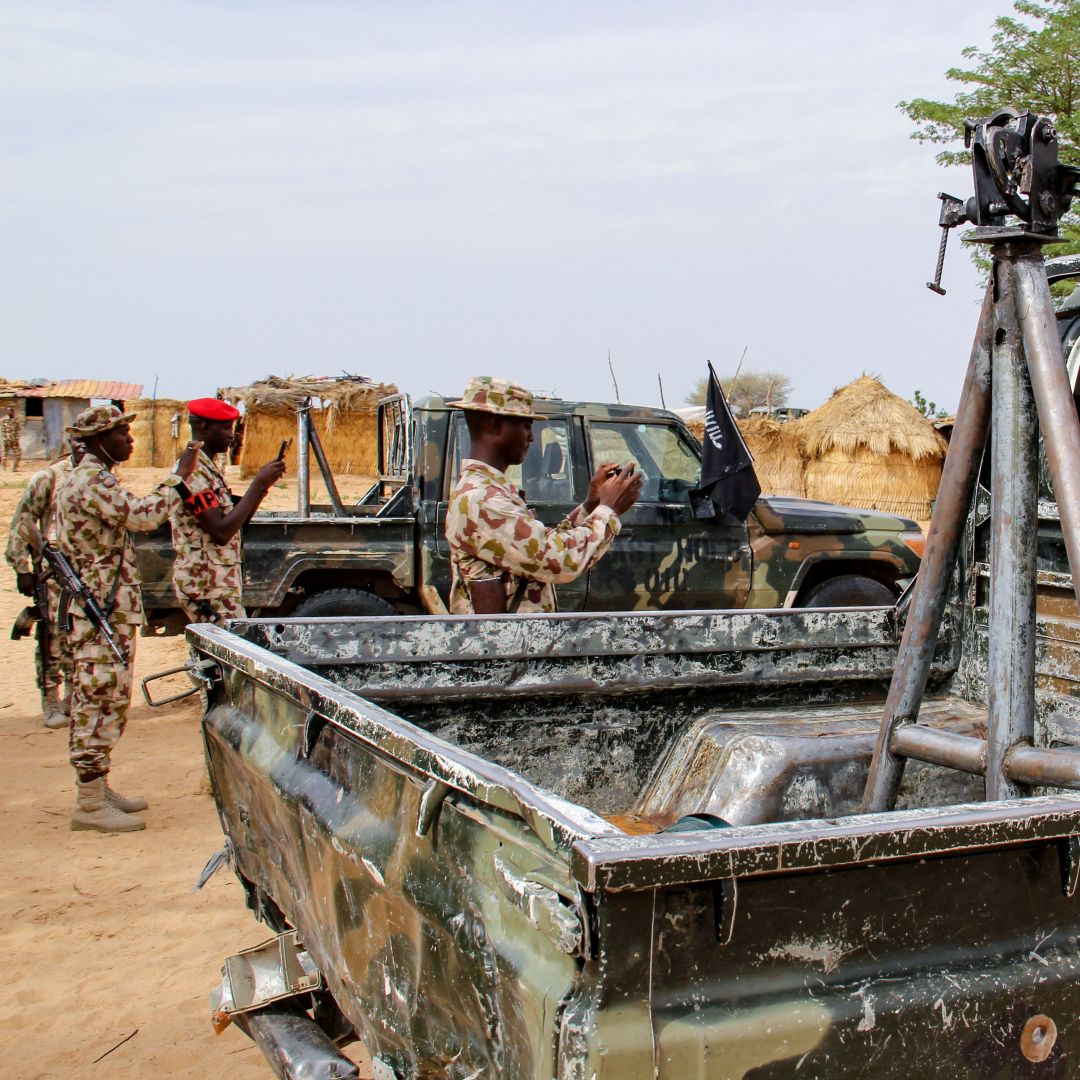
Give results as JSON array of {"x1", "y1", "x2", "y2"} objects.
[{"x1": 168, "y1": 397, "x2": 286, "y2": 624}]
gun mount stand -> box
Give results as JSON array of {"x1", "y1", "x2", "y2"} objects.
[
  {"x1": 863, "y1": 110, "x2": 1080, "y2": 810},
  {"x1": 296, "y1": 398, "x2": 346, "y2": 518}
]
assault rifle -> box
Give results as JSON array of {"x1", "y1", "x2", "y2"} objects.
[
  {"x1": 25, "y1": 523, "x2": 127, "y2": 664},
  {"x1": 9, "y1": 551, "x2": 51, "y2": 689}
]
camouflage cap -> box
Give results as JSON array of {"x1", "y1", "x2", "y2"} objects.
[
  {"x1": 66, "y1": 404, "x2": 136, "y2": 438},
  {"x1": 447, "y1": 376, "x2": 543, "y2": 420}
]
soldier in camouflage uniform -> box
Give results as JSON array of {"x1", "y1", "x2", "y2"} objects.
[
  {"x1": 5, "y1": 438, "x2": 85, "y2": 727},
  {"x1": 169, "y1": 398, "x2": 285, "y2": 623},
  {"x1": 55, "y1": 405, "x2": 200, "y2": 834},
  {"x1": 1, "y1": 404, "x2": 22, "y2": 470},
  {"x1": 445, "y1": 376, "x2": 642, "y2": 613}
]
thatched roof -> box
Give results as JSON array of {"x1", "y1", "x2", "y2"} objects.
[
  {"x1": 797, "y1": 375, "x2": 947, "y2": 462},
  {"x1": 218, "y1": 374, "x2": 398, "y2": 419}
]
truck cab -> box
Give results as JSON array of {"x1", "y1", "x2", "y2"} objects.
[{"x1": 418, "y1": 394, "x2": 922, "y2": 613}]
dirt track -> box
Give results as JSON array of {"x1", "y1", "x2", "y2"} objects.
[{"x1": 0, "y1": 464, "x2": 371, "y2": 1079}]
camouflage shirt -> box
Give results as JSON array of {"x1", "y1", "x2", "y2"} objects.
[
  {"x1": 5, "y1": 458, "x2": 73, "y2": 574},
  {"x1": 55, "y1": 458, "x2": 183, "y2": 627},
  {"x1": 0, "y1": 415, "x2": 21, "y2": 445},
  {"x1": 169, "y1": 451, "x2": 242, "y2": 602},
  {"x1": 446, "y1": 458, "x2": 620, "y2": 614}
]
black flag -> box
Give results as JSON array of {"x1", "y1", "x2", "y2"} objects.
[{"x1": 690, "y1": 365, "x2": 761, "y2": 521}]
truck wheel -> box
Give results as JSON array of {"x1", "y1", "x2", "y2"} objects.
[
  {"x1": 292, "y1": 588, "x2": 397, "y2": 618},
  {"x1": 798, "y1": 574, "x2": 896, "y2": 608}
]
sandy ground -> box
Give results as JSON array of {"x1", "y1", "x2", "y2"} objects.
[{"x1": 0, "y1": 464, "x2": 372, "y2": 1080}]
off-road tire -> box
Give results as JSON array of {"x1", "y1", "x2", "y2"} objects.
[
  {"x1": 292, "y1": 588, "x2": 397, "y2": 618},
  {"x1": 798, "y1": 574, "x2": 896, "y2": 608}
]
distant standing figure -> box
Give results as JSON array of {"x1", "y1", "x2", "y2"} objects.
[
  {"x1": 169, "y1": 398, "x2": 285, "y2": 624},
  {"x1": 1, "y1": 404, "x2": 22, "y2": 470},
  {"x1": 5, "y1": 438, "x2": 85, "y2": 727},
  {"x1": 444, "y1": 376, "x2": 642, "y2": 614},
  {"x1": 55, "y1": 405, "x2": 200, "y2": 834}
]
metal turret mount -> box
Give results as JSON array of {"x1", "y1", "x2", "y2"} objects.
[
  {"x1": 867, "y1": 110, "x2": 1080, "y2": 810},
  {"x1": 927, "y1": 109, "x2": 1080, "y2": 294}
]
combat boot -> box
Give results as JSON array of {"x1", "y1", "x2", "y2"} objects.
[
  {"x1": 105, "y1": 783, "x2": 148, "y2": 813},
  {"x1": 41, "y1": 688, "x2": 67, "y2": 730},
  {"x1": 71, "y1": 778, "x2": 145, "y2": 833}
]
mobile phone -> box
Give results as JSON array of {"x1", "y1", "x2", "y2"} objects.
[{"x1": 276, "y1": 439, "x2": 291, "y2": 461}]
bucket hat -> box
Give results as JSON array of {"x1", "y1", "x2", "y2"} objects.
[
  {"x1": 447, "y1": 376, "x2": 543, "y2": 420},
  {"x1": 66, "y1": 404, "x2": 136, "y2": 438}
]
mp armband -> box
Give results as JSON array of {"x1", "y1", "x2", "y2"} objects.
[{"x1": 177, "y1": 483, "x2": 220, "y2": 516}]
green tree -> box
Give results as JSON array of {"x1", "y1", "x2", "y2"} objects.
[
  {"x1": 686, "y1": 370, "x2": 792, "y2": 415},
  {"x1": 912, "y1": 389, "x2": 950, "y2": 418},
  {"x1": 900, "y1": 1, "x2": 1080, "y2": 261}
]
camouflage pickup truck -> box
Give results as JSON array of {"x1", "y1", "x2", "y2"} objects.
[
  {"x1": 134, "y1": 395, "x2": 922, "y2": 622},
  {"x1": 171, "y1": 115, "x2": 1080, "y2": 1078}
]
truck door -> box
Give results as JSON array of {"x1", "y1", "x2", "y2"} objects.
[
  {"x1": 434, "y1": 413, "x2": 588, "y2": 610},
  {"x1": 582, "y1": 419, "x2": 751, "y2": 611}
]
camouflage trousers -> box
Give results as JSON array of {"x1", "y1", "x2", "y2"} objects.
[
  {"x1": 68, "y1": 615, "x2": 136, "y2": 782},
  {"x1": 175, "y1": 590, "x2": 246, "y2": 625},
  {"x1": 38, "y1": 577, "x2": 73, "y2": 701},
  {"x1": 2, "y1": 438, "x2": 20, "y2": 469}
]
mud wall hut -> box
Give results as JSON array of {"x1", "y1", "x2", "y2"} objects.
[
  {"x1": 127, "y1": 399, "x2": 190, "y2": 468},
  {"x1": 218, "y1": 375, "x2": 399, "y2": 478},
  {"x1": 797, "y1": 375, "x2": 946, "y2": 521}
]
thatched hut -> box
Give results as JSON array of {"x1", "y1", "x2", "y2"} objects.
[
  {"x1": 127, "y1": 398, "x2": 189, "y2": 468},
  {"x1": 738, "y1": 414, "x2": 806, "y2": 498},
  {"x1": 797, "y1": 375, "x2": 947, "y2": 520},
  {"x1": 218, "y1": 375, "x2": 398, "y2": 478}
]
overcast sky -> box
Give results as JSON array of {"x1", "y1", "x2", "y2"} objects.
[{"x1": 2, "y1": 1, "x2": 1021, "y2": 412}]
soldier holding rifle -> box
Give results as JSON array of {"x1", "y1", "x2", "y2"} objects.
[
  {"x1": 445, "y1": 376, "x2": 642, "y2": 614},
  {"x1": 55, "y1": 405, "x2": 201, "y2": 834},
  {"x1": 5, "y1": 438, "x2": 85, "y2": 727}
]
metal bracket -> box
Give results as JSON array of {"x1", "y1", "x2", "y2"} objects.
[
  {"x1": 210, "y1": 930, "x2": 323, "y2": 1033},
  {"x1": 141, "y1": 658, "x2": 219, "y2": 707},
  {"x1": 300, "y1": 709, "x2": 328, "y2": 759},
  {"x1": 416, "y1": 779, "x2": 451, "y2": 838}
]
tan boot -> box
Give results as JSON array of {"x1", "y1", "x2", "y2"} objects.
[
  {"x1": 105, "y1": 784, "x2": 148, "y2": 813},
  {"x1": 71, "y1": 778, "x2": 145, "y2": 833},
  {"x1": 41, "y1": 688, "x2": 67, "y2": 730}
]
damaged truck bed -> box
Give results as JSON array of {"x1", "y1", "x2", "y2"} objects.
[
  {"x1": 181, "y1": 111, "x2": 1080, "y2": 1077},
  {"x1": 189, "y1": 582, "x2": 1080, "y2": 1077}
]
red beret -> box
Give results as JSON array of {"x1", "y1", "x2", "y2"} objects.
[{"x1": 187, "y1": 397, "x2": 240, "y2": 421}]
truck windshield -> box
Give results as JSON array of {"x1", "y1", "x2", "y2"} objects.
[{"x1": 588, "y1": 421, "x2": 701, "y2": 503}]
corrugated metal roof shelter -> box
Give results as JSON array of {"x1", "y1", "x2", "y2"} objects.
[
  {"x1": 8, "y1": 379, "x2": 143, "y2": 460},
  {"x1": 18, "y1": 379, "x2": 143, "y2": 400}
]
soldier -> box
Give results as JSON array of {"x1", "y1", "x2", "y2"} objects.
[
  {"x1": 55, "y1": 405, "x2": 201, "y2": 834},
  {"x1": 1, "y1": 404, "x2": 22, "y2": 470},
  {"x1": 5, "y1": 437, "x2": 85, "y2": 727},
  {"x1": 169, "y1": 398, "x2": 286, "y2": 623},
  {"x1": 445, "y1": 376, "x2": 642, "y2": 613}
]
